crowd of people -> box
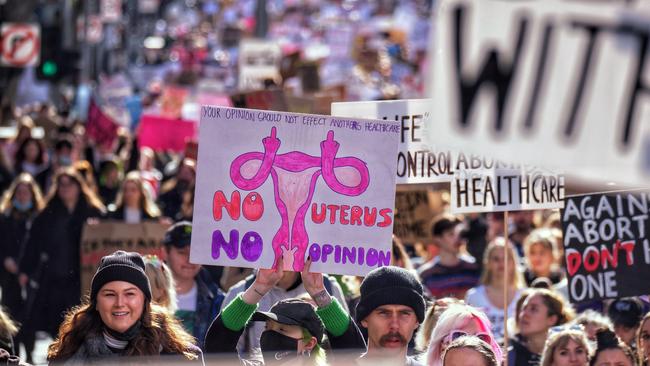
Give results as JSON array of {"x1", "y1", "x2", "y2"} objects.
[
  {"x1": 0, "y1": 105, "x2": 648, "y2": 366},
  {"x1": 0, "y1": 1, "x2": 647, "y2": 365}
]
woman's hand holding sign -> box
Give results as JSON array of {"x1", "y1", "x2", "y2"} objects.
[{"x1": 302, "y1": 256, "x2": 332, "y2": 308}]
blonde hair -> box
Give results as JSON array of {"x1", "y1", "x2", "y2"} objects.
[
  {"x1": 427, "y1": 304, "x2": 502, "y2": 366},
  {"x1": 637, "y1": 312, "x2": 650, "y2": 365},
  {"x1": 480, "y1": 237, "x2": 526, "y2": 289},
  {"x1": 443, "y1": 336, "x2": 498, "y2": 366},
  {"x1": 541, "y1": 328, "x2": 591, "y2": 366},
  {"x1": 0, "y1": 173, "x2": 45, "y2": 214},
  {"x1": 415, "y1": 297, "x2": 463, "y2": 352},
  {"x1": 143, "y1": 255, "x2": 177, "y2": 313},
  {"x1": 0, "y1": 307, "x2": 18, "y2": 342}
]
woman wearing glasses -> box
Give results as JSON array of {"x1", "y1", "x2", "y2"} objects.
[
  {"x1": 509, "y1": 288, "x2": 575, "y2": 366},
  {"x1": 426, "y1": 303, "x2": 502, "y2": 366},
  {"x1": 540, "y1": 326, "x2": 591, "y2": 366}
]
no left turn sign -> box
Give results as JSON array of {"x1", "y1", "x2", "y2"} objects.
[{"x1": 0, "y1": 23, "x2": 40, "y2": 67}]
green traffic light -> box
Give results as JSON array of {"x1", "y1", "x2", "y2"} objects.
[{"x1": 42, "y1": 60, "x2": 58, "y2": 76}]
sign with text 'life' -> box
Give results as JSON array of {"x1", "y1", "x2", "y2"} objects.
[
  {"x1": 429, "y1": 0, "x2": 650, "y2": 186},
  {"x1": 191, "y1": 107, "x2": 400, "y2": 276},
  {"x1": 332, "y1": 99, "x2": 522, "y2": 184},
  {"x1": 451, "y1": 168, "x2": 565, "y2": 213},
  {"x1": 561, "y1": 191, "x2": 650, "y2": 303}
]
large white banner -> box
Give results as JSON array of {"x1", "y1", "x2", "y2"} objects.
[
  {"x1": 332, "y1": 99, "x2": 504, "y2": 184},
  {"x1": 191, "y1": 107, "x2": 400, "y2": 276},
  {"x1": 429, "y1": 0, "x2": 650, "y2": 186}
]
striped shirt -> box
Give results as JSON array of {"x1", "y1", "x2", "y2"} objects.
[{"x1": 417, "y1": 255, "x2": 481, "y2": 300}]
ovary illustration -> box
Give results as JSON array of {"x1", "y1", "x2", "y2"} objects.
[{"x1": 230, "y1": 127, "x2": 370, "y2": 271}]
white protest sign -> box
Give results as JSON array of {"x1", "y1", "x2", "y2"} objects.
[
  {"x1": 0, "y1": 23, "x2": 40, "y2": 67},
  {"x1": 332, "y1": 99, "x2": 517, "y2": 184},
  {"x1": 238, "y1": 39, "x2": 281, "y2": 91},
  {"x1": 429, "y1": 0, "x2": 650, "y2": 186},
  {"x1": 191, "y1": 107, "x2": 400, "y2": 276},
  {"x1": 451, "y1": 168, "x2": 565, "y2": 214}
]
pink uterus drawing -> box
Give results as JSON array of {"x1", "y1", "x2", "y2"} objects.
[{"x1": 230, "y1": 126, "x2": 370, "y2": 271}]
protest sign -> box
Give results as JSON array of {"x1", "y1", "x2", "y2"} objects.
[
  {"x1": 238, "y1": 39, "x2": 281, "y2": 91},
  {"x1": 190, "y1": 106, "x2": 400, "y2": 276},
  {"x1": 86, "y1": 100, "x2": 118, "y2": 149},
  {"x1": 333, "y1": 99, "x2": 514, "y2": 184},
  {"x1": 428, "y1": 0, "x2": 650, "y2": 186},
  {"x1": 394, "y1": 190, "x2": 437, "y2": 244},
  {"x1": 451, "y1": 168, "x2": 565, "y2": 214},
  {"x1": 80, "y1": 221, "x2": 169, "y2": 294},
  {"x1": 561, "y1": 190, "x2": 650, "y2": 302},
  {"x1": 97, "y1": 74, "x2": 132, "y2": 127},
  {"x1": 138, "y1": 114, "x2": 197, "y2": 152}
]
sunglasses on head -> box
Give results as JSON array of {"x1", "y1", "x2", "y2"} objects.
[{"x1": 444, "y1": 330, "x2": 492, "y2": 345}]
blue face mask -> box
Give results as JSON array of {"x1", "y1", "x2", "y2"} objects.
[
  {"x1": 58, "y1": 156, "x2": 72, "y2": 166},
  {"x1": 12, "y1": 198, "x2": 33, "y2": 212}
]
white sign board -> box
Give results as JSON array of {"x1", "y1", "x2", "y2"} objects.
[
  {"x1": 238, "y1": 39, "x2": 281, "y2": 91},
  {"x1": 191, "y1": 106, "x2": 400, "y2": 276},
  {"x1": 332, "y1": 99, "x2": 514, "y2": 184},
  {"x1": 429, "y1": 0, "x2": 650, "y2": 186},
  {"x1": 0, "y1": 23, "x2": 40, "y2": 67},
  {"x1": 451, "y1": 168, "x2": 565, "y2": 214}
]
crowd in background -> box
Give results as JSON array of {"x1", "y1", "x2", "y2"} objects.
[{"x1": 0, "y1": 0, "x2": 648, "y2": 365}]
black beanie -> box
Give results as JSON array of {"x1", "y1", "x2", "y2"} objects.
[
  {"x1": 356, "y1": 266, "x2": 426, "y2": 323},
  {"x1": 90, "y1": 250, "x2": 152, "y2": 301}
]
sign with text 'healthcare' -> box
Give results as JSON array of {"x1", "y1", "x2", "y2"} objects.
[
  {"x1": 191, "y1": 107, "x2": 400, "y2": 276},
  {"x1": 429, "y1": 0, "x2": 650, "y2": 186},
  {"x1": 561, "y1": 191, "x2": 650, "y2": 303},
  {"x1": 332, "y1": 99, "x2": 510, "y2": 184},
  {"x1": 451, "y1": 168, "x2": 565, "y2": 213}
]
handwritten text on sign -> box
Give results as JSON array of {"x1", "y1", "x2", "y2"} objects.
[
  {"x1": 561, "y1": 191, "x2": 650, "y2": 303},
  {"x1": 191, "y1": 107, "x2": 400, "y2": 276},
  {"x1": 451, "y1": 169, "x2": 565, "y2": 214},
  {"x1": 332, "y1": 99, "x2": 521, "y2": 184},
  {"x1": 429, "y1": 0, "x2": 650, "y2": 186}
]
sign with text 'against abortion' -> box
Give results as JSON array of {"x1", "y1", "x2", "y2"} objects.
[
  {"x1": 332, "y1": 99, "x2": 509, "y2": 184},
  {"x1": 429, "y1": 0, "x2": 650, "y2": 186},
  {"x1": 191, "y1": 107, "x2": 400, "y2": 276},
  {"x1": 451, "y1": 168, "x2": 565, "y2": 214},
  {"x1": 561, "y1": 191, "x2": 650, "y2": 303}
]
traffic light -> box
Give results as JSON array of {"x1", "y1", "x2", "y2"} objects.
[{"x1": 36, "y1": 26, "x2": 79, "y2": 82}]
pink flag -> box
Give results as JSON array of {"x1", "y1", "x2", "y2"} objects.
[{"x1": 87, "y1": 100, "x2": 118, "y2": 149}]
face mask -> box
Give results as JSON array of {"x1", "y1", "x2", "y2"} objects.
[
  {"x1": 12, "y1": 198, "x2": 33, "y2": 212},
  {"x1": 58, "y1": 156, "x2": 72, "y2": 166},
  {"x1": 260, "y1": 330, "x2": 300, "y2": 353}
]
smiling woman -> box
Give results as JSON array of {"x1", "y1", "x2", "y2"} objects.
[{"x1": 46, "y1": 251, "x2": 203, "y2": 365}]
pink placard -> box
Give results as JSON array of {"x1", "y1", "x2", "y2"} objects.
[{"x1": 138, "y1": 114, "x2": 197, "y2": 152}]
